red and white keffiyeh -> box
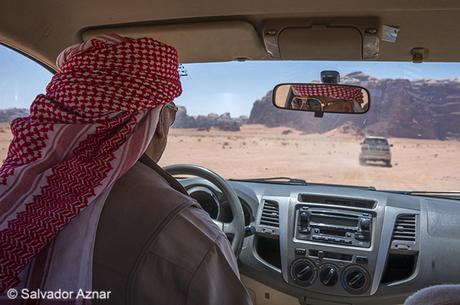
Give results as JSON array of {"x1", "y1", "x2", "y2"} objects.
[
  {"x1": 0, "y1": 34, "x2": 182, "y2": 292},
  {"x1": 292, "y1": 84, "x2": 364, "y2": 103}
]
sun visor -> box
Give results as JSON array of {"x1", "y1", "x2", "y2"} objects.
[
  {"x1": 81, "y1": 21, "x2": 267, "y2": 63},
  {"x1": 263, "y1": 17, "x2": 380, "y2": 61},
  {"x1": 279, "y1": 27, "x2": 362, "y2": 60}
]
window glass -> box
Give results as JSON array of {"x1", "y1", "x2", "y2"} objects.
[
  {"x1": 363, "y1": 139, "x2": 389, "y2": 145},
  {"x1": 1, "y1": 44, "x2": 459, "y2": 192},
  {"x1": 160, "y1": 61, "x2": 460, "y2": 192},
  {"x1": 0, "y1": 44, "x2": 52, "y2": 162}
]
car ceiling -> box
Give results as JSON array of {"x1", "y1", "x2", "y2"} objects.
[{"x1": 1, "y1": 0, "x2": 460, "y2": 70}]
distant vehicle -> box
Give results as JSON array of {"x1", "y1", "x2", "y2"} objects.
[{"x1": 359, "y1": 136, "x2": 393, "y2": 166}]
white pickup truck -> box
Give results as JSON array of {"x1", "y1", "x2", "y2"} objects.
[{"x1": 359, "y1": 136, "x2": 393, "y2": 167}]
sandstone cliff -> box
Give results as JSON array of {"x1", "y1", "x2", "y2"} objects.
[{"x1": 248, "y1": 72, "x2": 460, "y2": 139}]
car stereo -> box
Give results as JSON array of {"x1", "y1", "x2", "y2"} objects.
[{"x1": 295, "y1": 206, "x2": 372, "y2": 248}]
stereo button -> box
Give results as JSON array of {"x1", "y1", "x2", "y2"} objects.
[
  {"x1": 295, "y1": 248, "x2": 307, "y2": 255},
  {"x1": 356, "y1": 256, "x2": 368, "y2": 264}
]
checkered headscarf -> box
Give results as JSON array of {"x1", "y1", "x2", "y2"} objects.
[{"x1": 292, "y1": 84, "x2": 364, "y2": 103}]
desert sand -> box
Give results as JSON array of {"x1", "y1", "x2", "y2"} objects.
[
  {"x1": 161, "y1": 125, "x2": 460, "y2": 191},
  {"x1": 1, "y1": 123, "x2": 459, "y2": 191},
  {"x1": 0, "y1": 123, "x2": 12, "y2": 163}
]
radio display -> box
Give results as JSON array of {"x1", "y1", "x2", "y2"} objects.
[
  {"x1": 320, "y1": 228, "x2": 347, "y2": 236},
  {"x1": 310, "y1": 215, "x2": 358, "y2": 227}
]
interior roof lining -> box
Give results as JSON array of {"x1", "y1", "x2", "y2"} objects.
[{"x1": 2, "y1": 1, "x2": 460, "y2": 67}]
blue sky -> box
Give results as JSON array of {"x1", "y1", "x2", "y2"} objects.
[{"x1": 2, "y1": 44, "x2": 460, "y2": 116}]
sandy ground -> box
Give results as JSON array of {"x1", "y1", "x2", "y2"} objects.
[
  {"x1": 161, "y1": 125, "x2": 460, "y2": 191},
  {"x1": 0, "y1": 123, "x2": 12, "y2": 163},
  {"x1": 1, "y1": 123, "x2": 459, "y2": 191}
]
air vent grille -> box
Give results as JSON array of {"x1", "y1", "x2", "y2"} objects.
[
  {"x1": 260, "y1": 200, "x2": 279, "y2": 227},
  {"x1": 298, "y1": 194, "x2": 376, "y2": 209},
  {"x1": 392, "y1": 214, "x2": 416, "y2": 242}
]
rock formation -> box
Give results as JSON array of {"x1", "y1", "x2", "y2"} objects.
[{"x1": 248, "y1": 72, "x2": 460, "y2": 139}]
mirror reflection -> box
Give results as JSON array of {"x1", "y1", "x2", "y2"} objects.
[{"x1": 273, "y1": 84, "x2": 370, "y2": 114}]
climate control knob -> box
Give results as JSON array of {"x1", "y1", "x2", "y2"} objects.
[
  {"x1": 290, "y1": 258, "x2": 317, "y2": 286},
  {"x1": 341, "y1": 265, "x2": 370, "y2": 294},
  {"x1": 319, "y1": 264, "x2": 339, "y2": 286}
]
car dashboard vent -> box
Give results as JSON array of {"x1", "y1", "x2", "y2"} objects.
[
  {"x1": 384, "y1": 214, "x2": 418, "y2": 282},
  {"x1": 392, "y1": 214, "x2": 417, "y2": 243},
  {"x1": 259, "y1": 200, "x2": 279, "y2": 227},
  {"x1": 298, "y1": 194, "x2": 376, "y2": 209}
]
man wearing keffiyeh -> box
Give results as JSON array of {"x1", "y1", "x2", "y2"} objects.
[{"x1": 0, "y1": 34, "x2": 252, "y2": 305}]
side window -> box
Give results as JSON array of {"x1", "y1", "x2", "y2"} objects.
[{"x1": 0, "y1": 44, "x2": 52, "y2": 163}]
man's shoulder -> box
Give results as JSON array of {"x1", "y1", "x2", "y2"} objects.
[
  {"x1": 94, "y1": 161, "x2": 198, "y2": 274},
  {"x1": 146, "y1": 205, "x2": 226, "y2": 274},
  {"x1": 110, "y1": 161, "x2": 194, "y2": 212},
  {"x1": 100, "y1": 160, "x2": 223, "y2": 273},
  {"x1": 118, "y1": 161, "x2": 179, "y2": 193},
  {"x1": 96, "y1": 162, "x2": 240, "y2": 304},
  {"x1": 128, "y1": 206, "x2": 237, "y2": 305}
]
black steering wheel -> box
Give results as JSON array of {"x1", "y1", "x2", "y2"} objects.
[{"x1": 164, "y1": 164, "x2": 245, "y2": 257}]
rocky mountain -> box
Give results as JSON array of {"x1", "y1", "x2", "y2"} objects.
[
  {"x1": 0, "y1": 106, "x2": 248, "y2": 131},
  {"x1": 248, "y1": 72, "x2": 460, "y2": 139},
  {"x1": 0, "y1": 108, "x2": 29, "y2": 123},
  {"x1": 173, "y1": 106, "x2": 248, "y2": 131}
]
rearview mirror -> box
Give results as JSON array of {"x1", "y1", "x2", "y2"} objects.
[{"x1": 273, "y1": 83, "x2": 370, "y2": 114}]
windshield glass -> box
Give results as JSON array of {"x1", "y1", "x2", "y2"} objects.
[
  {"x1": 363, "y1": 138, "x2": 388, "y2": 145},
  {"x1": 1, "y1": 48, "x2": 459, "y2": 192},
  {"x1": 159, "y1": 61, "x2": 460, "y2": 192}
]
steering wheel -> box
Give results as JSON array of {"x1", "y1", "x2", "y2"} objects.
[{"x1": 164, "y1": 164, "x2": 245, "y2": 257}]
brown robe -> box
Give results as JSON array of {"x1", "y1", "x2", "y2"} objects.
[{"x1": 92, "y1": 161, "x2": 252, "y2": 305}]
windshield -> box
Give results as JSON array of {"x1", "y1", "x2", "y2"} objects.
[
  {"x1": 363, "y1": 138, "x2": 388, "y2": 146},
  {"x1": 159, "y1": 61, "x2": 460, "y2": 192},
  {"x1": 1, "y1": 48, "x2": 459, "y2": 192}
]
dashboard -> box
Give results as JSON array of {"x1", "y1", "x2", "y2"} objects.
[{"x1": 180, "y1": 178, "x2": 460, "y2": 305}]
